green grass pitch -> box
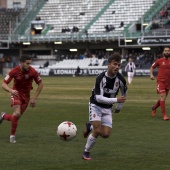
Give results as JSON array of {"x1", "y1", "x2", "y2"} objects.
[{"x1": 0, "y1": 75, "x2": 170, "y2": 170}]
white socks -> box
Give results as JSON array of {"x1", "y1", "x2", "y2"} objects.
[{"x1": 85, "y1": 134, "x2": 96, "y2": 152}]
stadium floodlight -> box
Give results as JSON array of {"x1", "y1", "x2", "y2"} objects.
[
  {"x1": 70, "y1": 49, "x2": 77, "y2": 52},
  {"x1": 23, "y1": 42, "x2": 31, "y2": 45},
  {"x1": 54, "y1": 41, "x2": 62, "y2": 44},
  {"x1": 106, "y1": 49, "x2": 113, "y2": 51},
  {"x1": 125, "y1": 39, "x2": 132, "y2": 42},
  {"x1": 142, "y1": 47, "x2": 150, "y2": 50}
]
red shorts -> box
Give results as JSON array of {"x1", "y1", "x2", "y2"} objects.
[
  {"x1": 157, "y1": 81, "x2": 170, "y2": 94},
  {"x1": 11, "y1": 94, "x2": 30, "y2": 114}
]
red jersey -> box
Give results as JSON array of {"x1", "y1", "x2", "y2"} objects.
[
  {"x1": 152, "y1": 57, "x2": 170, "y2": 83},
  {"x1": 4, "y1": 65, "x2": 42, "y2": 95}
]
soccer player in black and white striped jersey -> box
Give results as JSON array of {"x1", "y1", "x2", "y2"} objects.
[
  {"x1": 82, "y1": 52, "x2": 127, "y2": 160},
  {"x1": 124, "y1": 57, "x2": 136, "y2": 85}
]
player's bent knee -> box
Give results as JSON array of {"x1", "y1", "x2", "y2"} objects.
[{"x1": 13, "y1": 112, "x2": 21, "y2": 118}]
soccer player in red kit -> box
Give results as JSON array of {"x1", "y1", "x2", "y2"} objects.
[
  {"x1": 0, "y1": 55, "x2": 43, "y2": 143},
  {"x1": 150, "y1": 47, "x2": 170, "y2": 121}
]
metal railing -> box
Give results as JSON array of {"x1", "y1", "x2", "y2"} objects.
[
  {"x1": 7, "y1": 28, "x2": 170, "y2": 44},
  {"x1": 8, "y1": 32, "x2": 124, "y2": 43}
]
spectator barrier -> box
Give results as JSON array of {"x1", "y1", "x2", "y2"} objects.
[{"x1": 35, "y1": 68, "x2": 157, "y2": 76}]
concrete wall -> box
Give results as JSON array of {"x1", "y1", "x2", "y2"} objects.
[
  {"x1": 7, "y1": 0, "x2": 26, "y2": 8},
  {"x1": 0, "y1": 0, "x2": 7, "y2": 8}
]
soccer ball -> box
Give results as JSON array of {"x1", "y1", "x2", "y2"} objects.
[{"x1": 57, "y1": 121, "x2": 77, "y2": 141}]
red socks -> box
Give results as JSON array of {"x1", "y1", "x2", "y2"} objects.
[
  {"x1": 153, "y1": 100, "x2": 160, "y2": 110},
  {"x1": 3, "y1": 114, "x2": 12, "y2": 121},
  {"x1": 160, "y1": 101, "x2": 166, "y2": 117},
  {"x1": 11, "y1": 116, "x2": 19, "y2": 136},
  {"x1": 3, "y1": 114, "x2": 20, "y2": 136}
]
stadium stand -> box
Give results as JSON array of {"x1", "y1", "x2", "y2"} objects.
[
  {"x1": 48, "y1": 58, "x2": 106, "y2": 69},
  {"x1": 1, "y1": 0, "x2": 169, "y2": 39},
  {"x1": 31, "y1": 58, "x2": 106, "y2": 69},
  {"x1": 0, "y1": 8, "x2": 24, "y2": 40},
  {"x1": 0, "y1": 0, "x2": 170, "y2": 76},
  {"x1": 88, "y1": 0, "x2": 155, "y2": 33},
  {"x1": 37, "y1": 0, "x2": 156, "y2": 35}
]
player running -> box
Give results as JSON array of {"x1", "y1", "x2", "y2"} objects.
[
  {"x1": 150, "y1": 47, "x2": 170, "y2": 121},
  {"x1": 124, "y1": 56, "x2": 136, "y2": 85},
  {"x1": 0, "y1": 55, "x2": 43, "y2": 143},
  {"x1": 82, "y1": 52, "x2": 127, "y2": 160}
]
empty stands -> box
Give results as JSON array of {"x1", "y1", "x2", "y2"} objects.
[
  {"x1": 31, "y1": 58, "x2": 106, "y2": 69},
  {"x1": 37, "y1": 0, "x2": 156, "y2": 36},
  {"x1": 0, "y1": 8, "x2": 23, "y2": 40},
  {"x1": 48, "y1": 58, "x2": 106, "y2": 69},
  {"x1": 89, "y1": 0, "x2": 155, "y2": 33}
]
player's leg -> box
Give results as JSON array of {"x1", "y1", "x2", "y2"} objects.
[
  {"x1": 151, "y1": 99, "x2": 160, "y2": 117},
  {"x1": 131, "y1": 72, "x2": 135, "y2": 84},
  {"x1": 127, "y1": 72, "x2": 131, "y2": 84},
  {"x1": 0, "y1": 112, "x2": 7, "y2": 124},
  {"x1": 10, "y1": 102, "x2": 29, "y2": 143},
  {"x1": 152, "y1": 86, "x2": 168, "y2": 113},
  {"x1": 0, "y1": 96, "x2": 21, "y2": 143},
  {"x1": 10, "y1": 105, "x2": 21, "y2": 143},
  {"x1": 9, "y1": 96, "x2": 23, "y2": 143},
  {"x1": 2, "y1": 114, "x2": 12, "y2": 121},
  {"x1": 82, "y1": 120, "x2": 100, "y2": 160},
  {"x1": 83, "y1": 103, "x2": 93, "y2": 138},
  {"x1": 100, "y1": 125, "x2": 112, "y2": 138},
  {"x1": 152, "y1": 82, "x2": 161, "y2": 117},
  {"x1": 82, "y1": 108, "x2": 112, "y2": 160},
  {"x1": 82, "y1": 104, "x2": 101, "y2": 160},
  {"x1": 152, "y1": 100, "x2": 160, "y2": 110},
  {"x1": 128, "y1": 72, "x2": 133, "y2": 85},
  {"x1": 85, "y1": 121, "x2": 100, "y2": 150},
  {"x1": 159, "y1": 92, "x2": 169, "y2": 120},
  {"x1": 83, "y1": 122, "x2": 92, "y2": 138},
  {"x1": 83, "y1": 102, "x2": 97, "y2": 138},
  {"x1": 100, "y1": 110, "x2": 112, "y2": 138},
  {"x1": 152, "y1": 82, "x2": 163, "y2": 118},
  {"x1": 0, "y1": 95, "x2": 18, "y2": 123},
  {"x1": 156, "y1": 83, "x2": 169, "y2": 120}
]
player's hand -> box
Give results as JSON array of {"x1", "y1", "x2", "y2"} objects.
[
  {"x1": 30, "y1": 98, "x2": 36, "y2": 108},
  {"x1": 117, "y1": 96, "x2": 126, "y2": 103},
  {"x1": 150, "y1": 75, "x2": 155, "y2": 80},
  {"x1": 114, "y1": 109, "x2": 120, "y2": 113},
  {"x1": 11, "y1": 89, "x2": 19, "y2": 97}
]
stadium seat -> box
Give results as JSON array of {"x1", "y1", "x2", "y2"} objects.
[{"x1": 36, "y1": 0, "x2": 155, "y2": 36}]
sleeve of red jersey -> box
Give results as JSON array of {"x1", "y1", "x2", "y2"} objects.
[
  {"x1": 3, "y1": 72, "x2": 13, "y2": 84},
  {"x1": 33, "y1": 70, "x2": 42, "y2": 84},
  {"x1": 151, "y1": 60, "x2": 158, "y2": 69}
]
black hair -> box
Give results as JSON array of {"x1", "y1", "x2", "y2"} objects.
[
  {"x1": 108, "y1": 52, "x2": 121, "y2": 63},
  {"x1": 20, "y1": 55, "x2": 32, "y2": 62}
]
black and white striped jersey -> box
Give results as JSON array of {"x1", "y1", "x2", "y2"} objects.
[
  {"x1": 125, "y1": 62, "x2": 136, "y2": 72},
  {"x1": 90, "y1": 71, "x2": 127, "y2": 108}
]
